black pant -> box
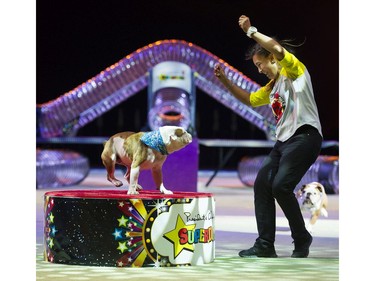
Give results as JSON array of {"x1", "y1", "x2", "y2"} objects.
[{"x1": 253, "y1": 125, "x2": 322, "y2": 244}]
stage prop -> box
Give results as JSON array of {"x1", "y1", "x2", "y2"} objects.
[
  {"x1": 36, "y1": 148, "x2": 90, "y2": 188},
  {"x1": 44, "y1": 190, "x2": 215, "y2": 267},
  {"x1": 148, "y1": 61, "x2": 196, "y2": 133},
  {"x1": 140, "y1": 61, "x2": 198, "y2": 191},
  {"x1": 36, "y1": 39, "x2": 275, "y2": 140},
  {"x1": 139, "y1": 138, "x2": 199, "y2": 192}
]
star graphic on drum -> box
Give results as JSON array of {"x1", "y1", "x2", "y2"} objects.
[{"x1": 163, "y1": 214, "x2": 196, "y2": 258}]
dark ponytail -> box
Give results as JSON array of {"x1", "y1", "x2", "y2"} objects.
[{"x1": 245, "y1": 37, "x2": 306, "y2": 60}]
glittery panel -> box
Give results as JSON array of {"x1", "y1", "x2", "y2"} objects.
[
  {"x1": 44, "y1": 190, "x2": 215, "y2": 267},
  {"x1": 37, "y1": 40, "x2": 275, "y2": 139}
]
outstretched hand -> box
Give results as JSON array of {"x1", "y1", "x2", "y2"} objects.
[
  {"x1": 214, "y1": 63, "x2": 225, "y2": 78},
  {"x1": 214, "y1": 63, "x2": 231, "y2": 87},
  {"x1": 238, "y1": 15, "x2": 251, "y2": 33}
]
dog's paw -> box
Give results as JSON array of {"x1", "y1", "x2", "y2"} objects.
[
  {"x1": 159, "y1": 184, "x2": 173, "y2": 194},
  {"x1": 112, "y1": 180, "x2": 123, "y2": 187},
  {"x1": 321, "y1": 208, "x2": 328, "y2": 217},
  {"x1": 136, "y1": 184, "x2": 143, "y2": 191},
  {"x1": 115, "y1": 181, "x2": 123, "y2": 187},
  {"x1": 127, "y1": 189, "x2": 139, "y2": 195},
  {"x1": 306, "y1": 224, "x2": 313, "y2": 234},
  {"x1": 162, "y1": 189, "x2": 173, "y2": 194}
]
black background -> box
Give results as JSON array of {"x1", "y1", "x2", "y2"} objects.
[{"x1": 37, "y1": 0, "x2": 339, "y2": 168}]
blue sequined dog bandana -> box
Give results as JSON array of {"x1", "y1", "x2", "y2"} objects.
[{"x1": 140, "y1": 130, "x2": 169, "y2": 155}]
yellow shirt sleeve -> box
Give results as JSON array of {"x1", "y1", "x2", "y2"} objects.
[
  {"x1": 249, "y1": 80, "x2": 273, "y2": 107},
  {"x1": 279, "y1": 50, "x2": 306, "y2": 80}
]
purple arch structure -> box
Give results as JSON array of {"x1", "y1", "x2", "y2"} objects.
[{"x1": 37, "y1": 39, "x2": 276, "y2": 140}]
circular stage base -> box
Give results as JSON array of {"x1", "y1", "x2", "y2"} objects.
[{"x1": 44, "y1": 190, "x2": 215, "y2": 267}]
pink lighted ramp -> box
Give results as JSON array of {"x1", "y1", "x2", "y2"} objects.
[{"x1": 37, "y1": 39, "x2": 276, "y2": 140}]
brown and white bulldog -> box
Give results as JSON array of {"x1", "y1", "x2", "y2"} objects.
[
  {"x1": 101, "y1": 126, "x2": 192, "y2": 195},
  {"x1": 296, "y1": 182, "x2": 328, "y2": 233}
]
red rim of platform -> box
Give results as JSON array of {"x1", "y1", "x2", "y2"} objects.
[{"x1": 44, "y1": 190, "x2": 214, "y2": 199}]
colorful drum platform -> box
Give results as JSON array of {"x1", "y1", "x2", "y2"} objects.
[{"x1": 44, "y1": 190, "x2": 215, "y2": 267}]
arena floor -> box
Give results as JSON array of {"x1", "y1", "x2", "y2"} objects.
[{"x1": 36, "y1": 169, "x2": 339, "y2": 280}]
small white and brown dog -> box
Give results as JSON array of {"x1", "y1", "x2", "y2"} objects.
[
  {"x1": 101, "y1": 126, "x2": 192, "y2": 195},
  {"x1": 296, "y1": 182, "x2": 328, "y2": 233}
]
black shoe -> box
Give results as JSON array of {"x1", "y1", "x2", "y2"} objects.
[
  {"x1": 291, "y1": 233, "x2": 313, "y2": 258},
  {"x1": 239, "y1": 240, "x2": 278, "y2": 258}
]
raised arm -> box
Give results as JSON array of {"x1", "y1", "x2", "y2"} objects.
[
  {"x1": 213, "y1": 63, "x2": 252, "y2": 107},
  {"x1": 238, "y1": 15, "x2": 285, "y2": 61}
]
